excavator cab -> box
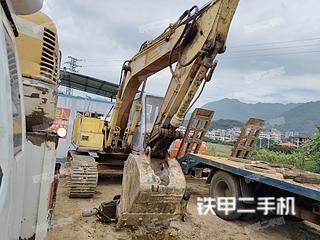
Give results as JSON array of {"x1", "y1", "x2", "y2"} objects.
[
  {"x1": 71, "y1": 93, "x2": 163, "y2": 153},
  {"x1": 129, "y1": 93, "x2": 163, "y2": 152}
]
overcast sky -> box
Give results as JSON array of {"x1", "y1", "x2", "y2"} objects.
[{"x1": 43, "y1": 0, "x2": 320, "y2": 105}]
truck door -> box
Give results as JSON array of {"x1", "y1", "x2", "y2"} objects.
[{"x1": 0, "y1": 10, "x2": 26, "y2": 240}]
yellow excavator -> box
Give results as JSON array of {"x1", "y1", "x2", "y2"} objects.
[{"x1": 69, "y1": 0, "x2": 239, "y2": 227}]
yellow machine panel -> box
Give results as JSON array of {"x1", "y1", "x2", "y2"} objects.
[
  {"x1": 16, "y1": 12, "x2": 60, "y2": 84},
  {"x1": 72, "y1": 115, "x2": 104, "y2": 150},
  {"x1": 15, "y1": 12, "x2": 60, "y2": 131}
]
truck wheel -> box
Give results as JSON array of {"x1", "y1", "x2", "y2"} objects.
[{"x1": 209, "y1": 171, "x2": 243, "y2": 220}]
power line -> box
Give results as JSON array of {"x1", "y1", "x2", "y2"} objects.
[
  {"x1": 82, "y1": 49, "x2": 320, "y2": 67},
  {"x1": 78, "y1": 37, "x2": 320, "y2": 69},
  {"x1": 229, "y1": 36, "x2": 320, "y2": 48},
  {"x1": 85, "y1": 57, "x2": 129, "y2": 61},
  {"x1": 226, "y1": 49, "x2": 320, "y2": 60},
  {"x1": 83, "y1": 56, "x2": 130, "y2": 63},
  {"x1": 230, "y1": 43, "x2": 320, "y2": 54},
  {"x1": 79, "y1": 36, "x2": 320, "y2": 60},
  {"x1": 63, "y1": 56, "x2": 83, "y2": 95}
]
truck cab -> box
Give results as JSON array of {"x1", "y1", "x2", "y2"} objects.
[
  {"x1": 0, "y1": 2, "x2": 27, "y2": 239},
  {"x1": 0, "y1": 1, "x2": 61, "y2": 240}
]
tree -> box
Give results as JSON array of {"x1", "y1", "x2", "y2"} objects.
[{"x1": 301, "y1": 125, "x2": 320, "y2": 166}]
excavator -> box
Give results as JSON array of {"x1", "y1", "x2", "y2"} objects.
[{"x1": 69, "y1": 0, "x2": 240, "y2": 227}]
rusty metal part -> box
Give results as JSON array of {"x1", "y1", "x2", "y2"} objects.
[
  {"x1": 116, "y1": 150, "x2": 186, "y2": 227},
  {"x1": 22, "y1": 77, "x2": 58, "y2": 131},
  {"x1": 230, "y1": 118, "x2": 265, "y2": 160},
  {"x1": 97, "y1": 164, "x2": 124, "y2": 176},
  {"x1": 26, "y1": 131, "x2": 58, "y2": 147},
  {"x1": 95, "y1": 196, "x2": 119, "y2": 224},
  {"x1": 82, "y1": 196, "x2": 119, "y2": 224},
  {"x1": 67, "y1": 153, "x2": 98, "y2": 198},
  {"x1": 177, "y1": 108, "x2": 214, "y2": 159},
  {"x1": 150, "y1": 128, "x2": 183, "y2": 158}
]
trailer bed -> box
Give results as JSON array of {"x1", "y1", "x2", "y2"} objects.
[{"x1": 180, "y1": 154, "x2": 320, "y2": 201}]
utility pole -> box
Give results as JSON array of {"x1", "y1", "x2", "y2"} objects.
[
  {"x1": 63, "y1": 56, "x2": 83, "y2": 95},
  {"x1": 64, "y1": 56, "x2": 83, "y2": 72}
]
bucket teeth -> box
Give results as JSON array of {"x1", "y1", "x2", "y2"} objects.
[{"x1": 117, "y1": 153, "x2": 186, "y2": 227}]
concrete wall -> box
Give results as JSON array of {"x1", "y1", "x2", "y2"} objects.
[{"x1": 55, "y1": 93, "x2": 114, "y2": 160}]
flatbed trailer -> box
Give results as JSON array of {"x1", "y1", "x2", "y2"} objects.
[{"x1": 178, "y1": 153, "x2": 320, "y2": 225}]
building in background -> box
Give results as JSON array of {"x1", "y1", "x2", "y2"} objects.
[{"x1": 55, "y1": 71, "x2": 119, "y2": 161}]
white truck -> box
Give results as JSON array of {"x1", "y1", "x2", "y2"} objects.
[{"x1": 0, "y1": 1, "x2": 60, "y2": 239}]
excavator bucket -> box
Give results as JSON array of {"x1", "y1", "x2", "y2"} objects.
[{"x1": 117, "y1": 152, "x2": 186, "y2": 227}]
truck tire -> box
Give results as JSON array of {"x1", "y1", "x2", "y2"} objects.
[{"x1": 209, "y1": 171, "x2": 244, "y2": 220}]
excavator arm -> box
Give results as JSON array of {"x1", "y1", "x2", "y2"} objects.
[
  {"x1": 110, "y1": 0, "x2": 240, "y2": 227},
  {"x1": 106, "y1": 0, "x2": 239, "y2": 158}
]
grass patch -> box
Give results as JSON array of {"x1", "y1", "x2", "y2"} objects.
[
  {"x1": 251, "y1": 149, "x2": 320, "y2": 174},
  {"x1": 207, "y1": 143, "x2": 232, "y2": 158}
]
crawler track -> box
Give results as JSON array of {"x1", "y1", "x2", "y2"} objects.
[{"x1": 67, "y1": 154, "x2": 98, "y2": 198}]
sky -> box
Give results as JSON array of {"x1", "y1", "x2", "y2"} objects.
[{"x1": 42, "y1": 0, "x2": 320, "y2": 106}]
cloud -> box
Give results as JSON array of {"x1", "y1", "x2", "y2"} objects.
[
  {"x1": 244, "y1": 17, "x2": 285, "y2": 34},
  {"x1": 42, "y1": 0, "x2": 320, "y2": 105}
]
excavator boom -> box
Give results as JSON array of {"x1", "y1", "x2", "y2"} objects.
[
  {"x1": 107, "y1": 0, "x2": 239, "y2": 159},
  {"x1": 112, "y1": 0, "x2": 240, "y2": 227}
]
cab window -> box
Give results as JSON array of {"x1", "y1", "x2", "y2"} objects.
[{"x1": 145, "y1": 96, "x2": 162, "y2": 133}]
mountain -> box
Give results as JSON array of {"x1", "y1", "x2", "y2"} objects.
[
  {"x1": 200, "y1": 98, "x2": 320, "y2": 135},
  {"x1": 267, "y1": 101, "x2": 320, "y2": 135},
  {"x1": 202, "y1": 98, "x2": 300, "y2": 122},
  {"x1": 209, "y1": 119, "x2": 243, "y2": 130}
]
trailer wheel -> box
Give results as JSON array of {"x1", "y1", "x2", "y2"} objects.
[{"x1": 209, "y1": 171, "x2": 244, "y2": 220}]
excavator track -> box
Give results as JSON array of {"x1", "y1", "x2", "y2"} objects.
[{"x1": 67, "y1": 153, "x2": 98, "y2": 198}]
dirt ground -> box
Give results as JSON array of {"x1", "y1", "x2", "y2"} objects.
[{"x1": 46, "y1": 166, "x2": 320, "y2": 240}]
